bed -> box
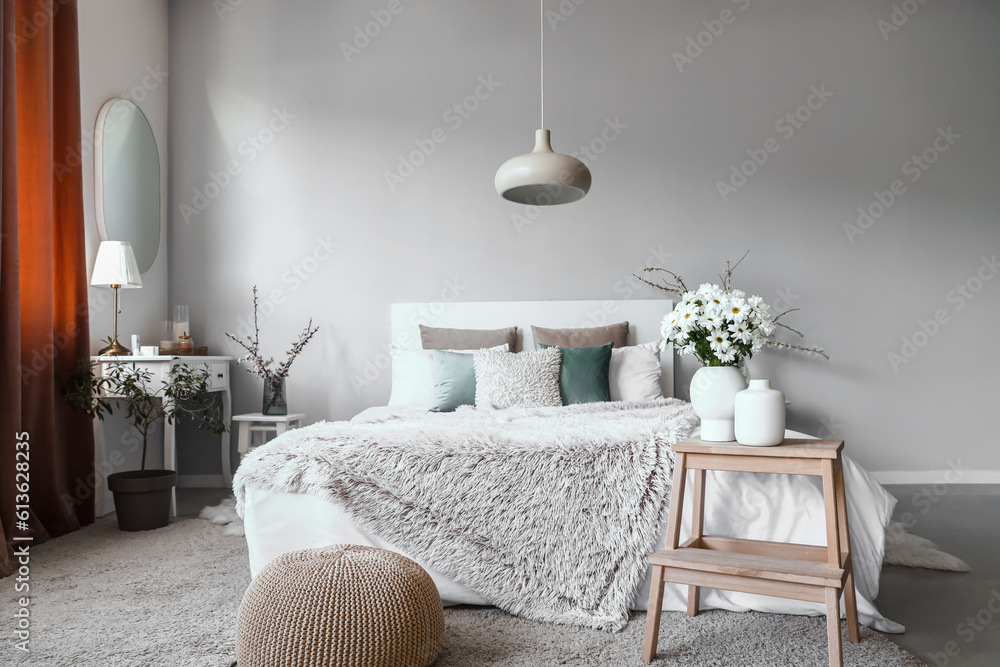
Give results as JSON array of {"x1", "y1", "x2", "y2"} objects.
[{"x1": 235, "y1": 300, "x2": 901, "y2": 634}]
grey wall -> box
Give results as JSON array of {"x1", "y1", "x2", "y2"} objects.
[
  {"x1": 168, "y1": 0, "x2": 1000, "y2": 477},
  {"x1": 80, "y1": 0, "x2": 170, "y2": 512}
]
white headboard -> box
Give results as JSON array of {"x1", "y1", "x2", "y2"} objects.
[{"x1": 390, "y1": 299, "x2": 674, "y2": 398}]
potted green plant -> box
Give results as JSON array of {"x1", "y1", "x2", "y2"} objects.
[{"x1": 63, "y1": 354, "x2": 228, "y2": 531}]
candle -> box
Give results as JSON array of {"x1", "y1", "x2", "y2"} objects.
[
  {"x1": 173, "y1": 305, "x2": 189, "y2": 343},
  {"x1": 161, "y1": 320, "x2": 175, "y2": 349}
]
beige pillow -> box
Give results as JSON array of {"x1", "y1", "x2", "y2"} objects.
[
  {"x1": 420, "y1": 325, "x2": 518, "y2": 351},
  {"x1": 531, "y1": 322, "x2": 629, "y2": 348}
]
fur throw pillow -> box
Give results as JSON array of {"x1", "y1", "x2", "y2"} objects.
[{"x1": 473, "y1": 348, "x2": 562, "y2": 409}]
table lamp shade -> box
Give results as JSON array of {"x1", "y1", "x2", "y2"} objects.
[{"x1": 91, "y1": 241, "x2": 142, "y2": 288}]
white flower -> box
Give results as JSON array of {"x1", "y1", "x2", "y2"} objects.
[
  {"x1": 698, "y1": 283, "x2": 723, "y2": 298},
  {"x1": 725, "y1": 297, "x2": 748, "y2": 322},
  {"x1": 660, "y1": 312, "x2": 679, "y2": 338},
  {"x1": 715, "y1": 347, "x2": 737, "y2": 364},
  {"x1": 708, "y1": 329, "x2": 731, "y2": 354},
  {"x1": 700, "y1": 301, "x2": 724, "y2": 327},
  {"x1": 728, "y1": 321, "x2": 752, "y2": 344},
  {"x1": 672, "y1": 303, "x2": 698, "y2": 330}
]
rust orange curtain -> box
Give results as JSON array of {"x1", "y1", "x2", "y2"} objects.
[{"x1": 0, "y1": 0, "x2": 94, "y2": 578}]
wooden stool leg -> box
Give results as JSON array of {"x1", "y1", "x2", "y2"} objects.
[
  {"x1": 825, "y1": 587, "x2": 844, "y2": 667},
  {"x1": 644, "y1": 452, "x2": 688, "y2": 661},
  {"x1": 642, "y1": 565, "x2": 666, "y2": 662},
  {"x1": 666, "y1": 452, "x2": 688, "y2": 550},
  {"x1": 821, "y1": 460, "x2": 841, "y2": 568},
  {"x1": 834, "y1": 464, "x2": 860, "y2": 643},
  {"x1": 687, "y1": 468, "x2": 706, "y2": 617},
  {"x1": 686, "y1": 586, "x2": 701, "y2": 619}
]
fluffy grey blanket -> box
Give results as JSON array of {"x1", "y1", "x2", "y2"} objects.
[{"x1": 233, "y1": 398, "x2": 698, "y2": 630}]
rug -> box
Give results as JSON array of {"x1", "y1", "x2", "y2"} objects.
[
  {"x1": 201, "y1": 498, "x2": 244, "y2": 537},
  {"x1": 883, "y1": 521, "x2": 970, "y2": 571},
  {"x1": 1, "y1": 516, "x2": 923, "y2": 666}
]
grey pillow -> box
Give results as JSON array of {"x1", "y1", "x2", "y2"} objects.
[
  {"x1": 420, "y1": 325, "x2": 518, "y2": 351},
  {"x1": 430, "y1": 350, "x2": 478, "y2": 412},
  {"x1": 473, "y1": 348, "x2": 562, "y2": 410},
  {"x1": 531, "y1": 322, "x2": 629, "y2": 348}
]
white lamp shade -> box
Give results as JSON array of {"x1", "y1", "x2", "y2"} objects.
[
  {"x1": 495, "y1": 129, "x2": 592, "y2": 206},
  {"x1": 90, "y1": 241, "x2": 143, "y2": 288}
]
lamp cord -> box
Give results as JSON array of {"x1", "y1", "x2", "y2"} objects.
[{"x1": 540, "y1": 0, "x2": 544, "y2": 129}]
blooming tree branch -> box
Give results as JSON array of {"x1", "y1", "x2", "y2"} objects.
[{"x1": 225, "y1": 286, "x2": 319, "y2": 379}]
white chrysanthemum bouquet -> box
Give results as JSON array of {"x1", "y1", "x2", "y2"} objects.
[
  {"x1": 663, "y1": 283, "x2": 775, "y2": 366},
  {"x1": 640, "y1": 253, "x2": 827, "y2": 367}
]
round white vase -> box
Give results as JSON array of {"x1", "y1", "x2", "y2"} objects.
[
  {"x1": 689, "y1": 366, "x2": 747, "y2": 442},
  {"x1": 734, "y1": 379, "x2": 786, "y2": 447}
]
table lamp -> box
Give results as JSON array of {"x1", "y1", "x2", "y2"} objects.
[{"x1": 91, "y1": 241, "x2": 142, "y2": 356}]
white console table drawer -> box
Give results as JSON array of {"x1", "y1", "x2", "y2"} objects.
[
  {"x1": 98, "y1": 360, "x2": 164, "y2": 392},
  {"x1": 207, "y1": 362, "x2": 228, "y2": 391}
]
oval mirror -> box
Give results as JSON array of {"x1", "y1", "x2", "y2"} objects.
[{"x1": 95, "y1": 98, "x2": 160, "y2": 274}]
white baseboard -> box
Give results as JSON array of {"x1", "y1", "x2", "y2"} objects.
[
  {"x1": 176, "y1": 474, "x2": 228, "y2": 488},
  {"x1": 872, "y1": 470, "x2": 1000, "y2": 485}
]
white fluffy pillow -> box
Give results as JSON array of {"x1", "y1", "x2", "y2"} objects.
[
  {"x1": 389, "y1": 344, "x2": 508, "y2": 409},
  {"x1": 609, "y1": 342, "x2": 663, "y2": 402},
  {"x1": 473, "y1": 348, "x2": 562, "y2": 410}
]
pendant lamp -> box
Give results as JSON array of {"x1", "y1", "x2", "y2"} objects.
[{"x1": 495, "y1": 0, "x2": 591, "y2": 206}]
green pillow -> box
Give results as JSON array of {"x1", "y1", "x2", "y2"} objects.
[
  {"x1": 537, "y1": 342, "x2": 612, "y2": 405},
  {"x1": 430, "y1": 350, "x2": 477, "y2": 412}
]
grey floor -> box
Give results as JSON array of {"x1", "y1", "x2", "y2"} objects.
[
  {"x1": 879, "y1": 484, "x2": 1000, "y2": 667},
  {"x1": 176, "y1": 485, "x2": 1000, "y2": 666}
]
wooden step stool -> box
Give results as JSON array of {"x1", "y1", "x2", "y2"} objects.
[{"x1": 642, "y1": 437, "x2": 860, "y2": 667}]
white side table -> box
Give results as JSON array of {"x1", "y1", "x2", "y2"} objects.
[
  {"x1": 233, "y1": 413, "x2": 306, "y2": 463},
  {"x1": 92, "y1": 355, "x2": 232, "y2": 518}
]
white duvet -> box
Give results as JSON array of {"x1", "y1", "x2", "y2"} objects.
[{"x1": 242, "y1": 406, "x2": 902, "y2": 633}]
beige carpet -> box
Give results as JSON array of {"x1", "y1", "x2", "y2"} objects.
[{"x1": 1, "y1": 516, "x2": 922, "y2": 666}]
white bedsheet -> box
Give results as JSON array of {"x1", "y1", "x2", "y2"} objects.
[{"x1": 242, "y1": 409, "x2": 902, "y2": 633}]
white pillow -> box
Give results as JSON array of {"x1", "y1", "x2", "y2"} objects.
[
  {"x1": 609, "y1": 342, "x2": 663, "y2": 402},
  {"x1": 473, "y1": 348, "x2": 562, "y2": 410},
  {"x1": 389, "y1": 344, "x2": 508, "y2": 409},
  {"x1": 387, "y1": 347, "x2": 436, "y2": 409}
]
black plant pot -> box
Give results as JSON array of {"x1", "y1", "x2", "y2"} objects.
[{"x1": 107, "y1": 470, "x2": 176, "y2": 531}]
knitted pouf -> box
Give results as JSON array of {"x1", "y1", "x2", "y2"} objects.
[{"x1": 236, "y1": 544, "x2": 445, "y2": 667}]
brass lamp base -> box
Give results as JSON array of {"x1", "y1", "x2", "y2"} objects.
[
  {"x1": 97, "y1": 284, "x2": 131, "y2": 356},
  {"x1": 97, "y1": 338, "x2": 131, "y2": 356}
]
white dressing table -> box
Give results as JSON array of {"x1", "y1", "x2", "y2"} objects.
[{"x1": 91, "y1": 355, "x2": 233, "y2": 517}]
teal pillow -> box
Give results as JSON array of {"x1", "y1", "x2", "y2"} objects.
[
  {"x1": 537, "y1": 342, "x2": 612, "y2": 405},
  {"x1": 430, "y1": 350, "x2": 477, "y2": 412}
]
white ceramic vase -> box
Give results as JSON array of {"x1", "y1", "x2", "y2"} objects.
[
  {"x1": 689, "y1": 366, "x2": 747, "y2": 442},
  {"x1": 734, "y1": 379, "x2": 786, "y2": 447}
]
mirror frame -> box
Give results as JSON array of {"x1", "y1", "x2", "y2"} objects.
[{"x1": 94, "y1": 98, "x2": 161, "y2": 274}]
